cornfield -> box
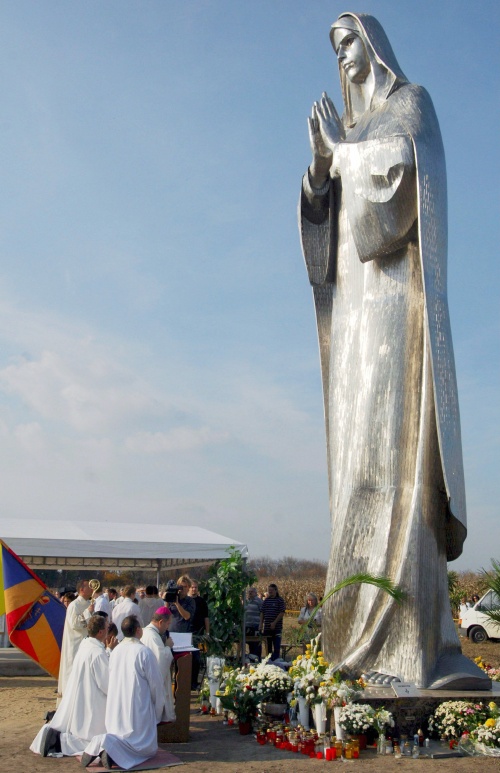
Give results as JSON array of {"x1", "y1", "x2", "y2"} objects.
[{"x1": 255, "y1": 577, "x2": 326, "y2": 613}]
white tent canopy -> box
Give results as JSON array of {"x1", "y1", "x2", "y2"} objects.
[{"x1": 1, "y1": 519, "x2": 248, "y2": 578}]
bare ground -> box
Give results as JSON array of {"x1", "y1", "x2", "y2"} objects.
[{"x1": 1, "y1": 676, "x2": 500, "y2": 773}]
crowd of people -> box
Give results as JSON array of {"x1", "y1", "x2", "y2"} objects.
[
  {"x1": 29, "y1": 576, "x2": 325, "y2": 769},
  {"x1": 31, "y1": 574, "x2": 209, "y2": 770}
]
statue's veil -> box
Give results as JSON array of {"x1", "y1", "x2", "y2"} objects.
[{"x1": 330, "y1": 13, "x2": 408, "y2": 127}]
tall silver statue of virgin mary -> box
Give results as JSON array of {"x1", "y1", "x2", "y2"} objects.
[{"x1": 299, "y1": 12, "x2": 488, "y2": 689}]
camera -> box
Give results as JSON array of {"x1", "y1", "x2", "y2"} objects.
[{"x1": 164, "y1": 584, "x2": 181, "y2": 603}]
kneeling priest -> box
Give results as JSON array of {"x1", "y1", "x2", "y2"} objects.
[
  {"x1": 82, "y1": 614, "x2": 165, "y2": 770},
  {"x1": 31, "y1": 615, "x2": 110, "y2": 757}
]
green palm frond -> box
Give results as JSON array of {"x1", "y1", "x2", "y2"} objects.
[
  {"x1": 481, "y1": 559, "x2": 500, "y2": 597},
  {"x1": 298, "y1": 572, "x2": 405, "y2": 638},
  {"x1": 480, "y1": 559, "x2": 500, "y2": 632}
]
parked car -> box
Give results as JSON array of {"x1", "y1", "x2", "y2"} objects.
[{"x1": 459, "y1": 590, "x2": 500, "y2": 643}]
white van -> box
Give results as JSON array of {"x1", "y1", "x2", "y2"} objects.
[{"x1": 459, "y1": 590, "x2": 500, "y2": 643}]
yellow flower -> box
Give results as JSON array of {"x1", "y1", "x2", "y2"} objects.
[
  {"x1": 489, "y1": 702, "x2": 497, "y2": 710},
  {"x1": 249, "y1": 668, "x2": 255, "y2": 673},
  {"x1": 317, "y1": 651, "x2": 323, "y2": 656},
  {"x1": 320, "y1": 681, "x2": 326, "y2": 687},
  {"x1": 485, "y1": 718, "x2": 496, "y2": 728}
]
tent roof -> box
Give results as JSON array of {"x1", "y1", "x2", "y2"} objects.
[{"x1": 1, "y1": 519, "x2": 247, "y2": 573}]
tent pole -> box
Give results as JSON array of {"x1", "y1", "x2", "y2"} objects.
[{"x1": 241, "y1": 558, "x2": 247, "y2": 667}]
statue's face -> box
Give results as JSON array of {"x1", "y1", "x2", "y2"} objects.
[{"x1": 335, "y1": 29, "x2": 371, "y2": 84}]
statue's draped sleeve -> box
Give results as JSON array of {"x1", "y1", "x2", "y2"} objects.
[
  {"x1": 299, "y1": 84, "x2": 466, "y2": 560},
  {"x1": 335, "y1": 136, "x2": 417, "y2": 262}
]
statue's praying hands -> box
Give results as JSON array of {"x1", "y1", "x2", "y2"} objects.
[{"x1": 308, "y1": 92, "x2": 344, "y2": 188}]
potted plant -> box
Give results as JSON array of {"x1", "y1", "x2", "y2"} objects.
[
  {"x1": 247, "y1": 659, "x2": 293, "y2": 717},
  {"x1": 202, "y1": 548, "x2": 256, "y2": 658},
  {"x1": 218, "y1": 671, "x2": 261, "y2": 734},
  {"x1": 338, "y1": 703, "x2": 376, "y2": 748}
]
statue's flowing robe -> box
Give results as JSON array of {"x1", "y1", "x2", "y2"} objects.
[{"x1": 300, "y1": 77, "x2": 467, "y2": 687}]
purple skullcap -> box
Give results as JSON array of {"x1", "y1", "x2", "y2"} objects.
[{"x1": 155, "y1": 606, "x2": 171, "y2": 616}]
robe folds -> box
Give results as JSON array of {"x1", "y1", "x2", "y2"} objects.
[
  {"x1": 299, "y1": 12, "x2": 486, "y2": 690},
  {"x1": 57, "y1": 595, "x2": 91, "y2": 700},
  {"x1": 31, "y1": 636, "x2": 108, "y2": 756},
  {"x1": 139, "y1": 596, "x2": 162, "y2": 626},
  {"x1": 141, "y1": 623, "x2": 176, "y2": 722},
  {"x1": 84, "y1": 637, "x2": 165, "y2": 770},
  {"x1": 112, "y1": 597, "x2": 143, "y2": 641},
  {"x1": 93, "y1": 594, "x2": 111, "y2": 617}
]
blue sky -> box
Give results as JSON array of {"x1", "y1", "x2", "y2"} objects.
[{"x1": 0, "y1": 1, "x2": 498, "y2": 571}]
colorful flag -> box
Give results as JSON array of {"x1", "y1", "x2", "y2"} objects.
[
  {"x1": 0, "y1": 547, "x2": 5, "y2": 617},
  {"x1": 0, "y1": 540, "x2": 66, "y2": 678}
]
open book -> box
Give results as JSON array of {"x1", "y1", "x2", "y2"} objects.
[{"x1": 169, "y1": 632, "x2": 199, "y2": 652}]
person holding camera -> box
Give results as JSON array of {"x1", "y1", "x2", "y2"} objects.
[{"x1": 167, "y1": 575, "x2": 195, "y2": 633}]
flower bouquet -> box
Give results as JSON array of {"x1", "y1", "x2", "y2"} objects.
[
  {"x1": 428, "y1": 700, "x2": 488, "y2": 740},
  {"x1": 374, "y1": 707, "x2": 395, "y2": 734},
  {"x1": 289, "y1": 634, "x2": 366, "y2": 735},
  {"x1": 338, "y1": 703, "x2": 376, "y2": 734},
  {"x1": 217, "y1": 669, "x2": 261, "y2": 730},
  {"x1": 474, "y1": 656, "x2": 500, "y2": 682},
  {"x1": 459, "y1": 702, "x2": 500, "y2": 758},
  {"x1": 289, "y1": 635, "x2": 330, "y2": 705},
  {"x1": 247, "y1": 658, "x2": 293, "y2": 704},
  {"x1": 198, "y1": 677, "x2": 211, "y2": 713}
]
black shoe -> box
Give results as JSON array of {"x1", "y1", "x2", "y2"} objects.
[
  {"x1": 41, "y1": 727, "x2": 61, "y2": 757},
  {"x1": 80, "y1": 752, "x2": 97, "y2": 768},
  {"x1": 100, "y1": 750, "x2": 116, "y2": 769}
]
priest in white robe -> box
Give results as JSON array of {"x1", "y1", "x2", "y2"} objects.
[
  {"x1": 141, "y1": 606, "x2": 176, "y2": 723},
  {"x1": 93, "y1": 586, "x2": 111, "y2": 617},
  {"x1": 112, "y1": 584, "x2": 143, "y2": 641},
  {"x1": 31, "y1": 615, "x2": 111, "y2": 757},
  {"x1": 57, "y1": 579, "x2": 93, "y2": 702},
  {"x1": 82, "y1": 614, "x2": 165, "y2": 770},
  {"x1": 138, "y1": 585, "x2": 162, "y2": 626}
]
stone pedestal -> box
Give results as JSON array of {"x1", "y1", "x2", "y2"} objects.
[{"x1": 361, "y1": 681, "x2": 500, "y2": 737}]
